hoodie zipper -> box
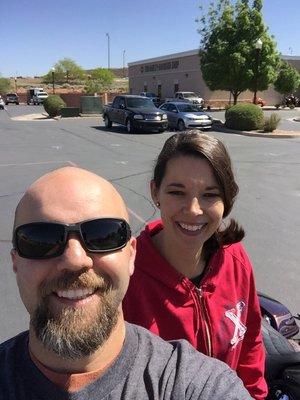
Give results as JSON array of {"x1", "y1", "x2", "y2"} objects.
[{"x1": 195, "y1": 286, "x2": 212, "y2": 357}]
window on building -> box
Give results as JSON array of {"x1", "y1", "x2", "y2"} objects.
[
  {"x1": 174, "y1": 83, "x2": 179, "y2": 93},
  {"x1": 144, "y1": 85, "x2": 147, "y2": 92}
]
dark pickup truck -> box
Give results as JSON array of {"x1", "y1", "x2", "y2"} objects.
[{"x1": 102, "y1": 95, "x2": 168, "y2": 133}]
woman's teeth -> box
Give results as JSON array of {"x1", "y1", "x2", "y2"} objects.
[{"x1": 178, "y1": 222, "x2": 205, "y2": 231}]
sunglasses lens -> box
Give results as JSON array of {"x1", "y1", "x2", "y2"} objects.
[
  {"x1": 81, "y1": 219, "x2": 129, "y2": 251},
  {"x1": 15, "y1": 223, "x2": 65, "y2": 259}
]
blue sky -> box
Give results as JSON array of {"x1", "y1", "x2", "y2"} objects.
[{"x1": 1, "y1": 0, "x2": 299, "y2": 77}]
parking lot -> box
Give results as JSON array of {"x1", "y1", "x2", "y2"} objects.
[{"x1": 0, "y1": 104, "x2": 299, "y2": 341}]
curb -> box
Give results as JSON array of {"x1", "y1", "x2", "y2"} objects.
[{"x1": 213, "y1": 123, "x2": 300, "y2": 139}]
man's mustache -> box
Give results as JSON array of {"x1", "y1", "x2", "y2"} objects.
[{"x1": 39, "y1": 270, "x2": 112, "y2": 297}]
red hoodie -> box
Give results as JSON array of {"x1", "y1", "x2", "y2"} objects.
[{"x1": 123, "y1": 220, "x2": 267, "y2": 399}]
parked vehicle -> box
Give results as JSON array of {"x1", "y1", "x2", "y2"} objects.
[
  {"x1": 159, "y1": 102, "x2": 212, "y2": 131},
  {"x1": 140, "y1": 92, "x2": 160, "y2": 107},
  {"x1": 27, "y1": 88, "x2": 48, "y2": 105},
  {"x1": 255, "y1": 97, "x2": 266, "y2": 107},
  {"x1": 0, "y1": 96, "x2": 5, "y2": 110},
  {"x1": 165, "y1": 91, "x2": 204, "y2": 108},
  {"x1": 5, "y1": 93, "x2": 19, "y2": 105},
  {"x1": 103, "y1": 95, "x2": 168, "y2": 133},
  {"x1": 259, "y1": 292, "x2": 300, "y2": 400},
  {"x1": 284, "y1": 94, "x2": 299, "y2": 108}
]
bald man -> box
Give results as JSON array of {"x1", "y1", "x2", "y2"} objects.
[{"x1": 0, "y1": 167, "x2": 252, "y2": 399}]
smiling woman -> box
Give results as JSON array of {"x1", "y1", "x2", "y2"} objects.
[{"x1": 123, "y1": 131, "x2": 268, "y2": 400}]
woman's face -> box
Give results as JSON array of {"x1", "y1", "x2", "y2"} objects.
[{"x1": 151, "y1": 155, "x2": 225, "y2": 251}]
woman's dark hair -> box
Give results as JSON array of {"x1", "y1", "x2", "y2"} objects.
[{"x1": 153, "y1": 131, "x2": 244, "y2": 256}]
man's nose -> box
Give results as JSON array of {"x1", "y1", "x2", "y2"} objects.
[{"x1": 56, "y1": 234, "x2": 93, "y2": 271}]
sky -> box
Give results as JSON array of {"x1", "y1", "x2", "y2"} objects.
[{"x1": 1, "y1": 0, "x2": 300, "y2": 77}]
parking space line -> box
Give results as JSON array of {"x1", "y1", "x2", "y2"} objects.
[
  {"x1": 0, "y1": 160, "x2": 76, "y2": 168},
  {"x1": 127, "y1": 207, "x2": 146, "y2": 224}
]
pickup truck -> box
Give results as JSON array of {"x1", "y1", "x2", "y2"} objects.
[
  {"x1": 165, "y1": 92, "x2": 204, "y2": 109},
  {"x1": 102, "y1": 95, "x2": 168, "y2": 133}
]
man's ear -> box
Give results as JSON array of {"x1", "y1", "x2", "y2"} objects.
[
  {"x1": 150, "y1": 180, "x2": 159, "y2": 205},
  {"x1": 128, "y1": 237, "x2": 136, "y2": 276},
  {"x1": 11, "y1": 249, "x2": 18, "y2": 274}
]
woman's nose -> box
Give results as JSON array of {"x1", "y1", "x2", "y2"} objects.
[
  {"x1": 55, "y1": 234, "x2": 93, "y2": 272},
  {"x1": 184, "y1": 197, "x2": 203, "y2": 215}
]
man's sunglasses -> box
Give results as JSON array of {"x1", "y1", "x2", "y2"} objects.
[{"x1": 13, "y1": 218, "x2": 131, "y2": 260}]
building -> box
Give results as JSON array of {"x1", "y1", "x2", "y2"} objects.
[{"x1": 128, "y1": 49, "x2": 300, "y2": 106}]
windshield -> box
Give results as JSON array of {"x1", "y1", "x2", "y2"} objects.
[
  {"x1": 37, "y1": 92, "x2": 47, "y2": 96},
  {"x1": 127, "y1": 97, "x2": 154, "y2": 108},
  {"x1": 145, "y1": 93, "x2": 156, "y2": 97},
  {"x1": 177, "y1": 104, "x2": 200, "y2": 112},
  {"x1": 182, "y1": 92, "x2": 196, "y2": 98}
]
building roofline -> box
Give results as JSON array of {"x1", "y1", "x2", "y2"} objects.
[
  {"x1": 128, "y1": 50, "x2": 300, "y2": 66},
  {"x1": 128, "y1": 49, "x2": 199, "y2": 66}
]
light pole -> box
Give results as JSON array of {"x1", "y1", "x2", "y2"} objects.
[
  {"x1": 106, "y1": 33, "x2": 110, "y2": 69},
  {"x1": 51, "y1": 68, "x2": 55, "y2": 94},
  {"x1": 253, "y1": 38, "x2": 263, "y2": 104},
  {"x1": 123, "y1": 49, "x2": 126, "y2": 77},
  {"x1": 14, "y1": 77, "x2": 17, "y2": 93}
]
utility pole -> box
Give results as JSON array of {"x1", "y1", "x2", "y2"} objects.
[
  {"x1": 106, "y1": 33, "x2": 110, "y2": 69},
  {"x1": 123, "y1": 49, "x2": 126, "y2": 77}
]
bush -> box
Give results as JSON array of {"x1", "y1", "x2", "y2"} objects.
[
  {"x1": 43, "y1": 95, "x2": 66, "y2": 117},
  {"x1": 263, "y1": 114, "x2": 281, "y2": 132},
  {"x1": 225, "y1": 103, "x2": 264, "y2": 131}
]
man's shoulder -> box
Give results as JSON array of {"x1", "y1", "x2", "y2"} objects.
[
  {"x1": 0, "y1": 331, "x2": 28, "y2": 357},
  {"x1": 126, "y1": 323, "x2": 252, "y2": 399},
  {"x1": 127, "y1": 322, "x2": 228, "y2": 370}
]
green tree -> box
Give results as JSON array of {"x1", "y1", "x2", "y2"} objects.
[
  {"x1": 198, "y1": 0, "x2": 280, "y2": 104},
  {"x1": 274, "y1": 61, "x2": 300, "y2": 96},
  {"x1": 0, "y1": 76, "x2": 11, "y2": 93},
  {"x1": 84, "y1": 68, "x2": 115, "y2": 94},
  {"x1": 43, "y1": 58, "x2": 86, "y2": 84}
]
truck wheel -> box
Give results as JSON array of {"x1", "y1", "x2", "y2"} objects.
[
  {"x1": 177, "y1": 120, "x2": 186, "y2": 131},
  {"x1": 126, "y1": 119, "x2": 135, "y2": 133},
  {"x1": 104, "y1": 115, "x2": 112, "y2": 128}
]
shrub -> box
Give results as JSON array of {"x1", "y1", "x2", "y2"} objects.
[
  {"x1": 43, "y1": 95, "x2": 66, "y2": 117},
  {"x1": 263, "y1": 114, "x2": 281, "y2": 132},
  {"x1": 225, "y1": 103, "x2": 264, "y2": 131}
]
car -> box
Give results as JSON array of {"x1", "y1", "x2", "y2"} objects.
[
  {"x1": 103, "y1": 95, "x2": 168, "y2": 133},
  {"x1": 0, "y1": 96, "x2": 5, "y2": 110},
  {"x1": 5, "y1": 93, "x2": 19, "y2": 105},
  {"x1": 159, "y1": 102, "x2": 212, "y2": 131}
]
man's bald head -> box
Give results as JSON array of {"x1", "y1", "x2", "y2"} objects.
[{"x1": 14, "y1": 167, "x2": 129, "y2": 229}]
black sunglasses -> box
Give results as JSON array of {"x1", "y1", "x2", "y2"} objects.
[{"x1": 13, "y1": 218, "x2": 131, "y2": 260}]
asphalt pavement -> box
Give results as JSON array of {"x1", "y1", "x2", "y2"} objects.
[{"x1": 0, "y1": 104, "x2": 299, "y2": 342}]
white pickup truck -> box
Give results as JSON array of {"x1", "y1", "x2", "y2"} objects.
[{"x1": 165, "y1": 92, "x2": 204, "y2": 108}]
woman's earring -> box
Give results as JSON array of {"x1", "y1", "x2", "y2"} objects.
[{"x1": 156, "y1": 202, "x2": 160, "y2": 208}]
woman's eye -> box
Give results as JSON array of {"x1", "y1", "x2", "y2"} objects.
[
  {"x1": 203, "y1": 192, "x2": 220, "y2": 198},
  {"x1": 168, "y1": 190, "x2": 184, "y2": 196}
]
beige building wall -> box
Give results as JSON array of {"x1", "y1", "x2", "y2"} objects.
[{"x1": 128, "y1": 50, "x2": 300, "y2": 105}]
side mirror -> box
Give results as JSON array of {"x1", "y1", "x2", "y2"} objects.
[{"x1": 119, "y1": 104, "x2": 125, "y2": 109}]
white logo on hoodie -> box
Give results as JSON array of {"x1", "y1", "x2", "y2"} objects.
[{"x1": 225, "y1": 301, "x2": 247, "y2": 348}]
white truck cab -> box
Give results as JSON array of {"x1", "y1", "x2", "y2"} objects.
[
  {"x1": 27, "y1": 88, "x2": 48, "y2": 105},
  {"x1": 165, "y1": 92, "x2": 204, "y2": 108}
]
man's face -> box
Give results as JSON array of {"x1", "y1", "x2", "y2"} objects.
[{"x1": 11, "y1": 169, "x2": 136, "y2": 359}]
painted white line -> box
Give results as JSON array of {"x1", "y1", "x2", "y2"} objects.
[
  {"x1": 127, "y1": 207, "x2": 146, "y2": 224},
  {"x1": 0, "y1": 160, "x2": 73, "y2": 168},
  {"x1": 67, "y1": 161, "x2": 78, "y2": 167}
]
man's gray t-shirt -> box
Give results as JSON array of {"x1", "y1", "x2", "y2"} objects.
[{"x1": 0, "y1": 323, "x2": 252, "y2": 399}]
